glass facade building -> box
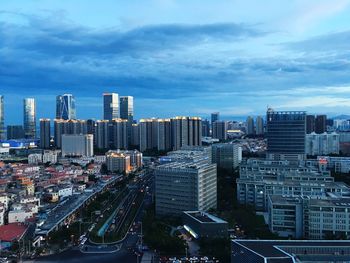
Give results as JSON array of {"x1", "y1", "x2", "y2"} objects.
[
  {"x1": 103, "y1": 93, "x2": 119, "y2": 120},
  {"x1": 266, "y1": 109, "x2": 306, "y2": 161},
  {"x1": 56, "y1": 94, "x2": 76, "y2": 120},
  {"x1": 0, "y1": 95, "x2": 4, "y2": 140},
  {"x1": 23, "y1": 98, "x2": 36, "y2": 139}
]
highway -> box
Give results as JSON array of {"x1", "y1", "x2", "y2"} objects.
[{"x1": 33, "y1": 168, "x2": 154, "y2": 263}]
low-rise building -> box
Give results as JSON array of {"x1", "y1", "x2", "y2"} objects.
[{"x1": 183, "y1": 211, "x2": 228, "y2": 239}]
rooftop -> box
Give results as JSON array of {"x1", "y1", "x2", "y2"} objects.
[{"x1": 0, "y1": 223, "x2": 28, "y2": 242}]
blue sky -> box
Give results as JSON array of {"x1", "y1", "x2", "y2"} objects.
[{"x1": 1, "y1": 0, "x2": 350, "y2": 124}]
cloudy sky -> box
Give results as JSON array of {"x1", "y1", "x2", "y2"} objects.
[{"x1": 1, "y1": 0, "x2": 350, "y2": 124}]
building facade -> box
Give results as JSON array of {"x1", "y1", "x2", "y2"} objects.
[
  {"x1": 103, "y1": 93, "x2": 119, "y2": 121},
  {"x1": 61, "y1": 134, "x2": 93, "y2": 157},
  {"x1": 56, "y1": 94, "x2": 76, "y2": 120},
  {"x1": 23, "y1": 98, "x2": 36, "y2": 139},
  {"x1": 266, "y1": 109, "x2": 306, "y2": 161}
]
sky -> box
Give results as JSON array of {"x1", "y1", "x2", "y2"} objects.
[{"x1": 1, "y1": 0, "x2": 350, "y2": 124}]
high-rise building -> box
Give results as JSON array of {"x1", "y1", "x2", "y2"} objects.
[
  {"x1": 119, "y1": 96, "x2": 133, "y2": 121},
  {"x1": 56, "y1": 94, "x2": 76, "y2": 120},
  {"x1": 201, "y1": 119, "x2": 210, "y2": 137},
  {"x1": 131, "y1": 123, "x2": 140, "y2": 147},
  {"x1": 106, "y1": 151, "x2": 131, "y2": 174},
  {"x1": 23, "y1": 98, "x2": 36, "y2": 139},
  {"x1": 211, "y1": 112, "x2": 219, "y2": 124},
  {"x1": 109, "y1": 119, "x2": 128, "y2": 150},
  {"x1": 120, "y1": 96, "x2": 134, "y2": 145},
  {"x1": 266, "y1": 109, "x2": 306, "y2": 161},
  {"x1": 95, "y1": 120, "x2": 109, "y2": 149},
  {"x1": 7, "y1": 125, "x2": 24, "y2": 139},
  {"x1": 155, "y1": 150, "x2": 217, "y2": 216},
  {"x1": 246, "y1": 116, "x2": 255, "y2": 135},
  {"x1": 0, "y1": 95, "x2": 4, "y2": 140},
  {"x1": 86, "y1": 119, "x2": 96, "y2": 135},
  {"x1": 315, "y1": 114, "x2": 327, "y2": 134},
  {"x1": 170, "y1": 117, "x2": 202, "y2": 150},
  {"x1": 53, "y1": 119, "x2": 87, "y2": 148},
  {"x1": 40, "y1": 119, "x2": 51, "y2": 149},
  {"x1": 306, "y1": 115, "x2": 315, "y2": 134},
  {"x1": 103, "y1": 93, "x2": 119, "y2": 121},
  {"x1": 157, "y1": 119, "x2": 171, "y2": 151},
  {"x1": 212, "y1": 143, "x2": 242, "y2": 171},
  {"x1": 212, "y1": 121, "x2": 228, "y2": 141},
  {"x1": 61, "y1": 134, "x2": 93, "y2": 157},
  {"x1": 305, "y1": 132, "x2": 339, "y2": 156},
  {"x1": 139, "y1": 118, "x2": 155, "y2": 152},
  {"x1": 255, "y1": 116, "x2": 264, "y2": 135}
]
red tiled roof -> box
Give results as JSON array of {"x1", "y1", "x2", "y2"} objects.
[{"x1": 0, "y1": 223, "x2": 28, "y2": 242}]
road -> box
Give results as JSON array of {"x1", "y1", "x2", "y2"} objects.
[{"x1": 32, "y1": 169, "x2": 154, "y2": 263}]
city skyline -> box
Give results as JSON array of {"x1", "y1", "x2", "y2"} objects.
[{"x1": 2, "y1": 0, "x2": 350, "y2": 123}]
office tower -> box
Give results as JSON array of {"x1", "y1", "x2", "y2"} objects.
[
  {"x1": 315, "y1": 114, "x2": 327, "y2": 134},
  {"x1": 40, "y1": 119, "x2": 51, "y2": 149},
  {"x1": 120, "y1": 96, "x2": 134, "y2": 145},
  {"x1": 246, "y1": 116, "x2": 255, "y2": 135},
  {"x1": 201, "y1": 119, "x2": 210, "y2": 137},
  {"x1": 306, "y1": 115, "x2": 315, "y2": 134},
  {"x1": 266, "y1": 109, "x2": 306, "y2": 161},
  {"x1": 255, "y1": 116, "x2": 264, "y2": 135},
  {"x1": 103, "y1": 93, "x2": 119, "y2": 121},
  {"x1": 7, "y1": 125, "x2": 24, "y2": 139},
  {"x1": 23, "y1": 98, "x2": 36, "y2": 139},
  {"x1": 56, "y1": 94, "x2": 76, "y2": 120},
  {"x1": 95, "y1": 120, "x2": 109, "y2": 149},
  {"x1": 211, "y1": 112, "x2": 220, "y2": 124},
  {"x1": 157, "y1": 119, "x2": 171, "y2": 151},
  {"x1": 212, "y1": 143, "x2": 242, "y2": 171},
  {"x1": 119, "y1": 96, "x2": 133, "y2": 120},
  {"x1": 155, "y1": 153, "x2": 217, "y2": 216},
  {"x1": 131, "y1": 123, "x2": 140, "y2": 147},
  {"x1": 212, "y1": 121, "x2": 228, "y2": 141},
  {"x1": 0, "y1": 95, "x2": 4, "y2": 140},
  {"x1": 109, "y1": 119, "x2": 128, "y2": 149},
  {"x1": 61, "y1": 134, "x2": 93, "y2": 157},
  {"x1": 170, "y1": 117, "x2": 202, "y2": 150}
]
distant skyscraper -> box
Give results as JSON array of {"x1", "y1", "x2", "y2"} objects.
[
  {"x1": 7, "y1": 125, "x2": 24, "y2": 139},
  {"x1": 0, "y1": 95, "x2": 4, "y2": 140},
  {"x1": 120, "y1": 96, "x2": 134, "y2": 144},
  {"x1": 256, "y1": 116, "x2": 264, "y2": 135},
  {"x1": 56, "y1": 94, "x2": 76, "y2": 120},
  {"x1": 211, "y1": 112, "x2": 220, "y2": 124},
  {"x1": 202, "y1": 119, "x2": 210, "y2": 137},
  {"x1": 306, "y1": 115, "x2": 315, "y2": 134},
  {"x1": 266, "y1": 109, "x2": 306, "y2": 161},
  {"x1": 315, "y1": 115, "x2": 327, "y2": 134},
  {"x1": 212, "y1": 121, "x2": 228, "y2": 141},
  {"x1": 40, "y1": 119, "x2": 51, "y2": 149},
  {"x1": 103, "y1": 93, "x2": 119, "y2": 121},
  {"x1": 246, "y1": 116, "x2": 255, "y2": 135},
  {"x1": 23, "y1": 98, "x2": 36, "y2": 139},
  {"x1": 131, "y1": 123, "x2": 140, "y2": 147},
  {"x1": 120, "y1": 96, "x2": 134, "y2": 120}
]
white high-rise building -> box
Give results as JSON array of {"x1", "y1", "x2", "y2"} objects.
[
  {"x1": 305, "y1": 132, "x2": 340, "y2": 156},
  {"x1": 61, "y1": 134, "x2": 93, "y2": 157}
]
